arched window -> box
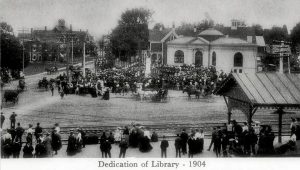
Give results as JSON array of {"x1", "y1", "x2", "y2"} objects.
[
  {"x1": 195, "y1": 51, "x2": 203, "y2": 66},
  {"x1": 234, "y1": 52, "x2": 243, "y2": 67},
  {"x1": 174, "y1": 50, "x2": 184, "y2": 63},
  {"x1": 212, "y1": 51, "x2": 216, "y2": 66}
]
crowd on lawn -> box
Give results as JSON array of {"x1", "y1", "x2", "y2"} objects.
[
  {"x1": 1, "y1": 111, "x2": 300, "y2": 158},
  {"x1": 39, "y1": 64, "x2": 228, "y2": 100}
]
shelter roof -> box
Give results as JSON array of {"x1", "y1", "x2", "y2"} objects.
[{"x1": 214, "y1": 73, "x2": 300, "y2": 109}]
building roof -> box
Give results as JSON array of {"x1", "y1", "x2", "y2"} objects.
[
  {"x1": 149, "y1": 29, "x2": 172, "y2": 42},
  {"x1": 211, "y1": 37, "x2": 256, "y2": 46},
  {"x1": 198, "y1": 28, "x2": 224, "y2": 36},
  {"x1": 214, "y1": 73, "x2": 300, "y2": 108},
  {"x1": 167, "y1": 37, "x2": 209, "y2": 45},
  {"x1": 217, "y1": 26, "x2": 256, "y2": 41},
  {"x1": 255, "y1": 36, "x2": 266, "y2": 46}
]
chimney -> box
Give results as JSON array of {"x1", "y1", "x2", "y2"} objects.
[
  {"x1": 45, "y1": 26, "x2": 47, "y2": 31},
  {"x1": 31, "y1": 28, "x2": 33, "y2": 34},
  {"x1": 194, "y1": 26, "x2": 197, "y2": 33},
  {"x1": 70, "y1": 24, "x2": 72, "y2": 31}
]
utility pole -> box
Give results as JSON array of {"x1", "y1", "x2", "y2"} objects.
[
  {"x1": 279, "y1": 41, "x2": 284, "y2": 73},
  {"x1": 71, "y1": 38, "x2": 74, "y2": 65},
  {"x1": 18, "y1": 27, "x2": 28, "y2": 74},
  {"x1": 273, "y1": 40, "x2": 291, "y2": 73},
  {"x1": 83, "y1": 41, "x2": 86, "y2": 78}
]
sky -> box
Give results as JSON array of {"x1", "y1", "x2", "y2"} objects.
[{"x1": 1, "y1": 0, "x2": 300, "y2": 39}]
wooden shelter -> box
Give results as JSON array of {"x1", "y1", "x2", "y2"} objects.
[{"x1": 214, "y1": 73, "x2": 300, "y2": 142}]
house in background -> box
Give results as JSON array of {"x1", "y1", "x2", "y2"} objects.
[
  {"x1": 148, "y1": 26, "x2": 179, "y2": 66},
  {"x1": 18, "y1": 19, "x2": 94, "y2": 62},
  {"x1": 166, "y1": 19, "x2": 266, "y2": 74}
]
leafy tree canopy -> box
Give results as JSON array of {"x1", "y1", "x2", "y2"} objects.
[
  {"x1": 263, "y1": 26, "x2": 289, "y2": 44},
  {"x1": 110, "y1": 8, "x2": 153, "y2": 61},
  {"x1": 153, "y1": 23, "x2": 165, "y2": 30},
  {"x1": 290, "y1": 22, "x2": 300, "y2": 51},
  {"x1": 1, "y1": 22, "x2": 29, "y2": 70}
]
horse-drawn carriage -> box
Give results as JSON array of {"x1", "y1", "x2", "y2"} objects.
[
  {"x1": 150, "y1": 88, "x2": 168, "y2": 102},
  {"x1": 134, "y1": 83, "x2": 169, "y2": 102},
  {"x1": 3, "y1": 90, "x2": 19, "y2": 103},
  {"x1": 38, "y1": 77, "x2": 49, "y2": 90},
  {"x1": 183, "y1": 84, "x2": 214, "y2": 99}
]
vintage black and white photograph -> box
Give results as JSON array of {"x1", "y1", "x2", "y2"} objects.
[{"x1": 1, "y1": 0, "x2": 300, "y2": 163}]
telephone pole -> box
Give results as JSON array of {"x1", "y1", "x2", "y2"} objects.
[{"x1": 18, "y1": 27, "x2": 29, "y2": 74}]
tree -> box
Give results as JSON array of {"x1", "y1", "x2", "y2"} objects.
[
  {"x1": 290, "y1": 22, "x2": 300, "y2": 52},
  {"x1": 176, "y1": 19, "x2": 215, "y2": 36},
  {"x1": 110, "y1": 8, "x2": 152, "y2": 61},
  {"x1": 263, "y1": 26, "x2": 289, "y2": 44},
  {"x1": 0, "y1": 22, "x2": 13, "y2": 34},
  {"x1": 153, "y1": 23, "x2": 165, "y2": 30},
  {"x1": 1, "y1": 22, "x2": 29, "y2": 71},
  {"x1": 252, "y1": 24, "x2": 264, "y2": 36}
]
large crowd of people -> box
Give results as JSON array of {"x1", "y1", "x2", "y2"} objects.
[
  {"x1": 2, "y1": 111, "x2": 300, "y2": 158},
  {"x1": 39, "y1": 64, "x2": 228, "y2": 100}
]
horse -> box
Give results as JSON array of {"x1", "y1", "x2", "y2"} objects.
[
  {"x1": 183, "y1": 86, "x2": 201, "y2": 99},
  {"x1": 134, "y1": 87, "x2": 156, "y2": 101}
]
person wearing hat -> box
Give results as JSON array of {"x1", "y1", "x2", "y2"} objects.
[
  {"x1": 34, "y1": 123, "x2": 43, "y2": 141},
  {"x1": 119, "y1": 137, "x2": 128, "y2": 158},
  {"x1": 160, "y1": 136, "x2": 169, "y2": 158},
  {"x1": 180, "y1": 129, "x2": 189, "y2": 155},
  {"x1": 43, "y1": 132, "x2": 53, "y2": 157},
  {"x1": 51, "y1": 129, "x2": 62, "y2": 155},
  {"x1": 67, "y1": 130, "x2": 77, "y2": 156},
  {"x1": 1, "y1": 112, "x2": 5, "y2": 129},
  {"x1": 102, "y1": 139, "x2": 112, "y2": 158},
  {"x1": 78, "y1": 128, "x2": 86, "y2": 148},
  {"x1": 15, "y1": 122, "x2": 24, "y2": 143},
  {"x1": 9, "y1": 112, "x2": 17, "y2": 129},
  {"x1": 26, "y1": 124, "x2": 34, "y2": 144},
  {"x1": 54, "y1": 123, "x2": 60, "y2": 133},
  {"x1": 23, "y1": 142, "x2": 34, "y2": 158}
]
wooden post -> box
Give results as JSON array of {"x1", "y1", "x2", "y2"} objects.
[
  {"x1": 278, "y1": 108, "x2": 283, "y2": 143},
  {"x1": 248, "y1": 106, "x2": 253, "y2": 130},
  {"x1": 228, "y1": 111, "x2": 232, "y2": 124}
]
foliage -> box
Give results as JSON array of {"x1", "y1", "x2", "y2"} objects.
[
  {"x1": 110, "y1": 8, "x2": 152, "y2": 61},
  {"x1": 263, "y1": 26, "x2": 289, "y2": 44},
  {"x1": 153, "y1": 23, "x2": 165, "y2": 30},
  {"x1": 175, "y1": 19, "x2": 215, "y2": 36},
  {"x1": 290, "y1": 22, "x2": 300, "y2": 52},
  {"x1": 252, "y1": 24, "x2": 264, "y2": 36},
  {"x1": 1, "y1": 23, "x2": 30, "y2": 71},
  {"x1": 0, "y1": 22, "x2": 13, "y2": 33}
]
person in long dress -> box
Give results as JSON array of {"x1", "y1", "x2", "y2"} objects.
[{"x1": 43, "y1": 132, "x2": 53, "y2": 157}]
